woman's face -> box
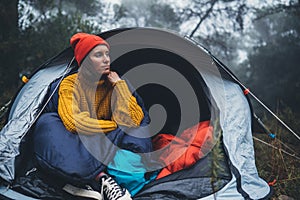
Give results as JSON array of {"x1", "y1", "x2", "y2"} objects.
[{"x1": 87, "y1": 44, "x2": 110, "y2": 75}]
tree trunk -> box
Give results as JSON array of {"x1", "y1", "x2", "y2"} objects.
[
  {"x1": 0, "y1": 0, "x2": 20, "y2": 100},
  {"x1": 0, "y1": 0, "x2": 18, "y2": 40}
]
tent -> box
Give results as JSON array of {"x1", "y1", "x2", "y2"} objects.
[{"x1": 0, "y1": 27, "x2": 272, "y2": 199}]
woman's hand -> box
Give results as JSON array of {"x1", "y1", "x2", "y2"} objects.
[{"x1": 107, "y1": 71, "x2": 121, "y2": 84}]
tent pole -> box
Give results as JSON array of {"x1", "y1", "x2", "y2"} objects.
[
  {"x1": 0, "y1": 100, "x2": 11, "y2": 121},
  {"x1": 20, "y1": 57, "x2": 75, "y2": 140},
  {"x1": 210, "y1": 54, "x2": 300, "y2": 142},
  {"x1": 183, "y1": 36, "x2": 300, "y2": 141}
]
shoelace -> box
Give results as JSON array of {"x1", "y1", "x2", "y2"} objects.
[{"x1": 101, "y1": 177, "x2": 124, "y2": 200}]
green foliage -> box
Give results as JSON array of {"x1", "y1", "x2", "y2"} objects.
[
  {"x1": 18, "y1": 0, "x2": 104, "y2": 72},
  {"x1": 146, "y1": 3, "x2": 181, "y2": 30},
  {"x1": 112, "y1": 0, "x2": 181, "y2": 30},
  {"x1": 18, "y1": 13, "x2": 102, "y2": 72},
  {"x1": 179, "y1": 0, "x2": 249, "y2": 38},
  {"x1": 26, "y1": 0, "x2": 102, "y2": 16},
  {"x1": 0, "y1": 0, "x2": 104, "y2": 104},
  {"x1": 254, "y1": 109, "x2": 300, "y2": 198},
  {"x1": 0, "y1": 0, "x2": 19, "y2": 101},
  {"x1": 245, "y1": 8, "x2": 300, "y2": 116}
]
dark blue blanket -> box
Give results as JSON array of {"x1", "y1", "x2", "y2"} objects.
[{"x1": 33, "y1": 76, "x2": 152, "y2": 185}]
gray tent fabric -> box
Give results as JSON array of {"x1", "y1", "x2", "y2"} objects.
[
  {"x1": 0, "y1": 186, "x2": 39, "y2": 200},
  {"x1": 0, "y1": 64, "x2": 72, "y2": 182},
  {"x1": 105, "y1": 29, "x2": 269, "y2": 198},
  {"x1": 0, "y1": 28, "x2": 271, "y2": 199},
  {"x1": 199, "y1": 79, "x2": 270, "y2": 199}
]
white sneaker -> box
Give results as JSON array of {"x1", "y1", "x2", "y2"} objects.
[
  {"x1": 63, "y1": 184, "x2": 103, "y2": 200},
  {"x1": 100, "y1": 175, "x2": 132, "y2": 200}
]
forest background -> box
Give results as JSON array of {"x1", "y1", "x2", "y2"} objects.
[{"x1": 0, "y1": 0, "x2": 299, "y2": 199}]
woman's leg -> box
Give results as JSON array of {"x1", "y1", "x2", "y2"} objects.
[{"x1": 32, "y1": 112, "x2": 105, "y2": 184}]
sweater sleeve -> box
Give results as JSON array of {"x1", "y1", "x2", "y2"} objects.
[
  {"x1": 111, "y1": 80, "x2": 144, "y2": 127},
  {"x1": 58, "y1": 76, "x2": 117, "y2": 134}
]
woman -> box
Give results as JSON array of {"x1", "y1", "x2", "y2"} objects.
[
  {"x1": 33, "y1": 33, "x2": 154, "y2": 200},
  {"x1": 59, "y1": 33, "x2": 144, "y2": 135}
]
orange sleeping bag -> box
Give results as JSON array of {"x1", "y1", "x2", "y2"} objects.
[{"x1": 153, "y1": 120, "x2": 213, "y2": 179}]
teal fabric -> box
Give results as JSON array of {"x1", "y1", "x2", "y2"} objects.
[{"x1": 107, "y1": 149, "x2": 157, "y2": 196}]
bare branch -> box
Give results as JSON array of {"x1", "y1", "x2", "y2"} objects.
[
  {"x1": 189, "y1": 0, "x2": 218, "y2": 38},
  {"x1": 254, "y1": 3, "x2": 300, "y2": 21}
]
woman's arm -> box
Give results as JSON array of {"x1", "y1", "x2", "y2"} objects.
[
  {"x1": 58, "y1": 75, "x2": 117, "y2": 134},
  {"x1": 110, "y1": 80, "x2": 144, "y2": 127},
  {"x1": 108, "y1": 72, "x2": 144, "y2": 127}
]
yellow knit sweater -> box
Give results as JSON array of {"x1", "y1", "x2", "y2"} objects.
[{"x1": 58, "y1": 73, "x2": 144, "y2": 134}]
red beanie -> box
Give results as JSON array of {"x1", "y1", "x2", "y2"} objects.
[{"x1": 70, "y1": 33, "x2": 110, "y2": 66}]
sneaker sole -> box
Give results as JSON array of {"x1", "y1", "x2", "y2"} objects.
[
  {"x1": 118, "y1": 189, "x2": 132, "y2": 200},
  {"x1": 63, "y1": 184, "x2": 103, "y2": 200}
]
